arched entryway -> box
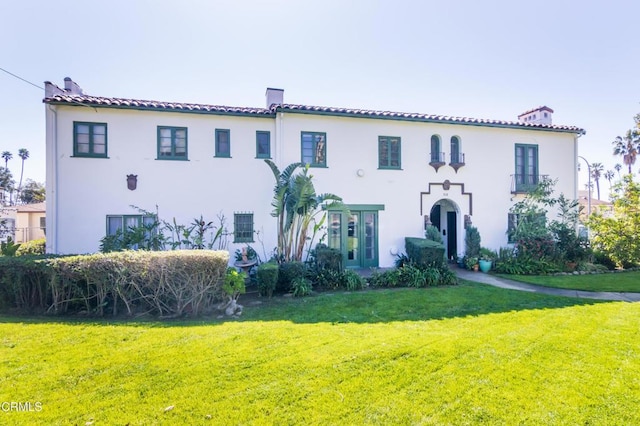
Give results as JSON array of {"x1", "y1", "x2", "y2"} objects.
[{"x1": 429, "y1": 199, "x2": 460, "y2": 261}]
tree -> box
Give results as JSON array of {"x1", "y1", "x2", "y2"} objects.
[
  {"x1": 589, "y1": 175, "x2": 640, "y2": 268},
  {"x1": 590, "y1": 162, "x2": 604, "y2": 200},
  {"x1": 0, "y1": 167, "x2": 14, "y2": 206},
  {"x1": 604, "y1": 170, "x2": 615, "y2": 190},
  {"x1": 1, "y1": 151, "x2": 12, "y2": 170},
  {"x1": 16, "y1": 148, "x2": 29, "y2": 203},
  {"x1": 612, "y1": 129, "x2": 640, "y2": 174},
  {"x1": 19, "y1": 179, "x2": 45, "y2": 204},
  {"x1": 614, "y1": 163, "x2": 622, "y2": 178}
]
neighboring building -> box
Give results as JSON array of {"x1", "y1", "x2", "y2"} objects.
[
  {"x1": 578, "y1": 190, "x2": 613, "y2": 221},
  {"x1": 0, "y1": 202, "x2": 46, "y2": 243},
  {"x1": 44, "y1": 78, "x2": 585, "y2": 267}
]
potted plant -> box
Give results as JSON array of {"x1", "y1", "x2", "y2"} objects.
[
  {"x1": 464, "y1": 256, "x2": 479, "y2": 271},
  {"x1": 478, "y1": 247, "x2": 497, "y2": 273}
]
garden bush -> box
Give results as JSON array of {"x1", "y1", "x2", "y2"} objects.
[
  {"x1": 291, "y1": 276, "x2": 313, "y2": 297},
  {"x1": 343, "y1": 269, "x2": 365, "y2": 291},
  {"x1": 256, "y1": 262, "x2": 279, "y2": 298},
  {"x1": 0, "y1": 255, "x2": 53, "y2": 312},
  {"x1": 313, "y1": 244, "x2": 343, "y2": 271},
  {"x1": 277, "y1": 261, "x2": 307, "y2": 293},
  {"x1": 405, "y1": 237, "x2": 445, "y2": 268},
  {"x1": 16, "y1": 238, "x2": 46, "y2": 256}
]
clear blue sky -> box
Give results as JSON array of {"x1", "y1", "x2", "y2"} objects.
[{"x1": 2, "y1": 0, "x2": 639, "y2": 199}]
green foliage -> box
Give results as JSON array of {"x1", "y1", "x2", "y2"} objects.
[
  {"x1": 265, "y1": 160, "x2": 347, "y2": 262},
  {"x1": 405, "y1": 237, "x2": 445, "y2": 268},
  {"x1": 368, "y1": 263, "x2": 457, "y2": 288},
  {"x1": 223, "y1": 268, "x2": 246, "y2": 302},
  {"x1": 277, "y1": 261, "x2": 307, "y2": 293},
  {"x1": 18, "y1": 179, "x2": 45, "y2": 204},
  {"x1": 424, "y1": 225, "x2": 443, "y2": 243},
  {"x1": 1, "y1": 237, "x2": 21, "y2": 256},
  {"x1": 343, "y1": 269, "x2": 365, "y2": 291},
  {"x1": 589, "y1": 175, "x2": 640, "y2": 268},
  {"x1": 464, "y1": 226, "x2": 481, "y2": 258},
  {"x1": 311, "y1": 243, "x2": 343, "y2": 271},
  {"x1": 479, "y1": 247, "x2": 497, "y2": 261},
  {"x1": 0, "y1": 255, "x2": 53, "y2": 312},
  {"x1": 592, "y1": 250, "x2": 616, "y2": 270},
  {"x1": 291, "y1": 276, "x2": 313, "y2": 297},
  {"x1": 16, "y1": 238, "x2": 46, "y2": 256},
  {"x1": 368, "y1": 269, "x2": 401, "y2": 288},
  {"x1": 234, "y1": 245, "x2": 259, "y2": 262},
  {"x1": 463, "y1": 256, "x2": 478, "y2": 270},
  {"x1": 256, "y1": 262, "x2": 279, "y2": 298}
]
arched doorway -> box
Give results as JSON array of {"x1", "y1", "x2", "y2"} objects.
[{"x1": 429, "y1": 199, "x2": 460, "y2": 261}]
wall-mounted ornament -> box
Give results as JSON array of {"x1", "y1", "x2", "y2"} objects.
[{"x1": 127, "y1": 174, "x2": 138, "y2": 191}]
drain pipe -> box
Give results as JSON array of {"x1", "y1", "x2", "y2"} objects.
[{"x1": 46, "y1": 104, "x2": 59, "y2": 254}]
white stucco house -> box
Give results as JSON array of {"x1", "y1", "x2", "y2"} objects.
[{"x1": 44, "y1": 78, "x2": 585, "y2": 268}]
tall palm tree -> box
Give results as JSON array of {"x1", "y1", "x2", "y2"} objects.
[
  {"x1": 590, "y1": 162, "x2": 604, "y2": 200},
  {"x1": 16, "y1": 148, "x2": 29, "y2": 204},
  {"x1": 1, "y1": 151, "x2": 12, "y2": 170},
  {"x1": 612, "y1": 129, "x2": 640, "y2": 174},
  {"x1": 604, "y1": 170, "x2": 615, "y2": 190},
  {"x1": 614, "y1": 163, "x2": 622, "y2": 178}
]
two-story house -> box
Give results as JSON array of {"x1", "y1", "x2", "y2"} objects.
[{"x1": 44, "y1": 78, "x2": 584, "y2": 268}]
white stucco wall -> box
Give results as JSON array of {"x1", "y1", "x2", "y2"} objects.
[{"x1": 46, "y1": 103, "x2": 578, "y2": 267}]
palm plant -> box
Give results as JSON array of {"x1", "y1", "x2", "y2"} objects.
[
  {"x1": 604, "y1": 170, "x2": 615, "y2": 190},
  {"x1": 1, "y1": 151, "x2": 12, "y2": 170},
  {"x1": 612, "y1": 130, "x2": 640, "y2": 174},
  {"x1": 614, "y1": 163, "x2": 622, "y2": 178},
  {"x1": 16, "y1": 148, "x2": 29, "y2": 203},
  {"x1": 590, "y1": 162, "x2": 604, "y2": 200}
]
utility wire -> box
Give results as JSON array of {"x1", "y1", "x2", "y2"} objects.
[{"x1": 0, "y1": 67, "x2": 45, "y2": 91}]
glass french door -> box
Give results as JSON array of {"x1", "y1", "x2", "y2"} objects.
[{"x1": 328, "y1": 210, "x2": 378, "y2": 268}]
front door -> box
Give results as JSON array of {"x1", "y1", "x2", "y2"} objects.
[
  {"x1": 328, "y1": 210, "x2": 378, "y2": 268},
  {"x1": 447, "y1": 211, "x2": 457, "y2": 260}
]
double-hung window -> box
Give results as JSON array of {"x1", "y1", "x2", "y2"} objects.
[
  {"x1": 157, "y1": 126, "x2": 188, "y2": 160},
  {"x1": 74, "y1": 122, "x2": 107, "y2": 158},
  {"x1": 215, "y1": 129, "x2": 231, "y2": 157},
  {"x1": 378, "y1": 136, "x2": 401, "y2": 169},
  {"x1": 234, "y1": 213, "x2": 254, "y2": 243},
  {"x1": 106, "y1": 215, "x2": 155, "y2": 235},
  {"x1": 515, "y1": 144, "x2": 539, "y2": 192},
  {"x1": 256, "y1": 131, "x2": 271, "y2": 158},
  {"x1": 301, "y1": 132, "x2": 326, "y2": 167}
]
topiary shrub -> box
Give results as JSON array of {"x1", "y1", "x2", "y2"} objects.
[
  {"x1": 464, "y1": 226, "x2": 481, "y2": 259},
  {"x1": 405, "y1": 237, "x2": 445, "y2": 268},
  {"x1": 277, "y1": 261, "x2": 307, "y2": 293},
  {"x1": 425, "y1": 225, "x2": 443, "y2": 243},
  {"x1": 257, "y1": 262, "x2": 279, "y2": 298},
  {"x1": 16, "y1": 238, "x2": 46, "y2": 256}
]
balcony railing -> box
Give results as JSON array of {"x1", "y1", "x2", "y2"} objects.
[
  {"x1": 511, "y1": 174, "x2": 548, "y2": 193},
  {"x1": 429, "y1": 152, "x2": 445, "y2": 171},
  {"x1": 449, "y1": 152, "x2": 465, "y2": 172}
]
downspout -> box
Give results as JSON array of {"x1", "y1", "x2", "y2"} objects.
[{"x1": 46, "y1": 104, "x2": 58, "y2": 253}]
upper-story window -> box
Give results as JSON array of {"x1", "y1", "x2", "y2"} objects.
[
  {"x1": 74, "y1": 122, "x2": 107, "y2": 158},
  {"x1": 215, "y1": 129, "x2": 231, "y2": 158},
  {"x1": 301, "y1": 131, "x2": 326, "y2": 167},
  {"x1": 450, "y1": 136, "x2": 462, "y2": 164},
  {"x1": 157, "y1": 126, "x2": 187, "y2": 160},
  {"x1": 514, "y1": 144, "x2": 539, "y2": 192},
  {"x1": 256, "y1": 131, "x2": 271, "y2": 158},
  {"x1": 378, "y1": 136, "x2": 401, "y2": 169},
  {"x1": 430, "y1": 135, "x2": 443, "y2": 163}
]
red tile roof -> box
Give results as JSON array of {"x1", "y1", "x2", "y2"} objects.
[{"x1": 44, "y1": 95, "x2": 585, "y2": 134}]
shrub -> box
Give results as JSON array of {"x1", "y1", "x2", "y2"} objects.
[
  {"x1": 343, "y1": 269, "x2": 365, "y2": 291},
  {"x1": 399, "y1": 264, "x2": 426, "y2": 287},
  {"x1": 223, "y1": 268, "x2": 246, "y2": 302},
  {"x1": 593, "y1": 250, "x2": 616, "y2": 270},
  {"x1": 309, "y1": 268, "x2": 345, "y2": 290},
  {"x1": 256, "y1": 262, "x2": 279, "y2": 298},
  {"x1": 425, "y1": 225, "x2": 443, "y2": 243},
  {"x1": 313, "y1": 244, "x2": 342, "y2": 272},
  {"x1": 0, "y1": 255, "x2": 53, "y2": 312},
  {"x1": 367, "y1": 269, "x2": 401, "y2": 288},
  {"x1": 277, "y1": 261, "x2": 307, "y2": 293},
  {"x1": 465, "y1": 226, "x2": 481, "y2": 258},
  {"x1": 291, "y1": 277, "x2": 313, "y2": 297},
  {"x1": 16, "y1": 238, "x2": 46, "y2": 256},
  {"x1": 405, "y1": 237, "x2": 445, "y2": 268},
  {"x1": 1, "y1": 237, "x2": 21, "y2": 256}
]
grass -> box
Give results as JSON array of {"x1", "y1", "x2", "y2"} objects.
[
  {"x1": 1, "y1": 281, "x2": 639, "y2": 425},
  {"x1": 498, "y1": 270, "x2": 640, "y2": 292}
]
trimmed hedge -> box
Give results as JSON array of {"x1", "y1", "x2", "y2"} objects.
[
  {"x1": 277, "y1": 261, "x2": 307, "y2": 293},
  {"x1": 16, "y1": 238, "x2": 46, "y2": 256},
  {"x1": 405, "y1": 237, "x2": 445, "y2": 268},
  {"x1": 257, "y1": 262, "x2": 279, "y2": 298},
  {"x1": 0, "y1": 250, "x2": 229, "y2": 317}
]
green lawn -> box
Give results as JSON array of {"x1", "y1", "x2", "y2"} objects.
[
  {"x1": 1, "y1": 281, "x2": 639, "y2": 425},
  {"x1": 498, "y1": 270, "x2": 640, "y2": 292}
]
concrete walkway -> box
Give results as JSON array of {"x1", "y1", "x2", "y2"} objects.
[{"x1": 455, "y1": 268, "x2": 640, "y2": 302}]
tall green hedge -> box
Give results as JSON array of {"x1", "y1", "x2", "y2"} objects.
[
  {"x1": 0, "y1": 250, "x2": 229, "y2": 317},
  {"x1": 405, "y1": 237, "x2": 445, "y2": 268}
]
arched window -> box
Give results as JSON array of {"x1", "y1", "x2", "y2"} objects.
[
  {"x1": 450, "y1": 136, "x2": 461, "y2": 164},
  {"x1": 430, "y1": 135, "x2": 442, "y2": 163}
]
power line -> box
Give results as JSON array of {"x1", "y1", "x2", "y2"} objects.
[{"x1": 0, "y1": 67, "x2": 44, "y2": 91}]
